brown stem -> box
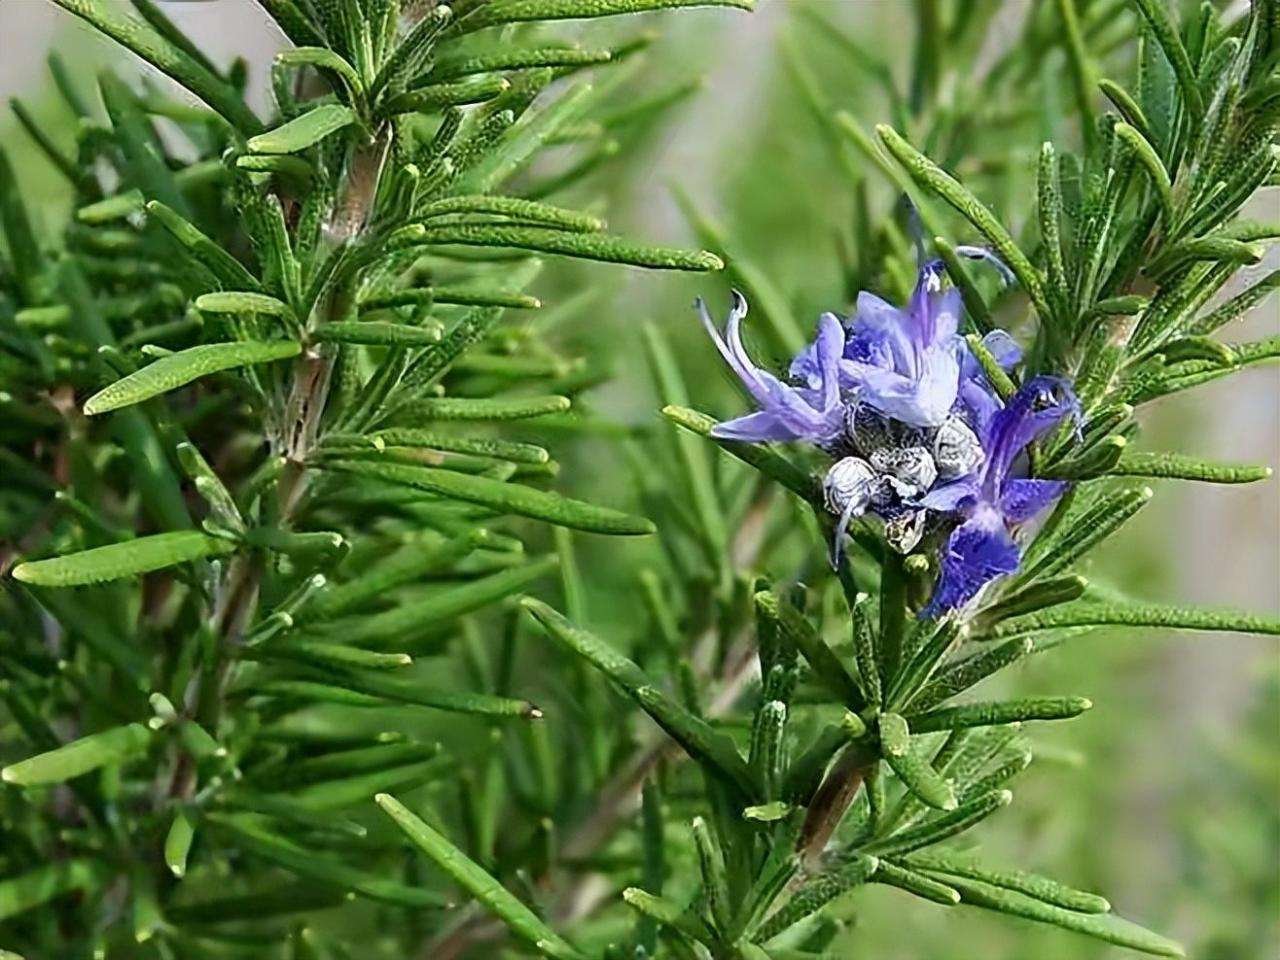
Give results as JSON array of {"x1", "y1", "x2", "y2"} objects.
[
  {"x1": 178, "y1": 132, "x2": 387, "y2": 798},
  {"x1": 797, "y1": 743, "x2": 875, "y2": 871}
]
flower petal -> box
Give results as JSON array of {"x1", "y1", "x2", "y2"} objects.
[
  {"x1": 999, "y1": 478, "x2": 1068, "y2": 523},
  {"x1": 845, "y1": 347, "x2": 959, "y2": 427},
  {"x1": 850, "y1": 291, "x2": 913, "y2": 370},
  {"x1": 918, "y1": 479, "x2": 979, "y2": 513},
  {"x1": 815, "y1": 312, "x2": 845, "y2": 411},
  {"x1": 710, "y1": 411, "x2": 806, "y2": 442},
  {"x1": 986, "y1": 375, "x2": 1080, "y2": 487},
  {"x1": 981, "y1": 329, "x2": 1022, "y2": 369},
  {"x1": 922, "y1": 505, "x2": 1021, "y2": 617}
]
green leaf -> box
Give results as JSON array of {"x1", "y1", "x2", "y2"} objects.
[
  {"x1": 376, "y1": 793, "x2": 585, "y2": 960},
  {"x1": 455, "y1": 81, "x2": 596, "y2": 194},
  {"x1": 398, "y1": 223, "x2": 722, "y2": 271},
  {"x1": 300, "y1": 532, "x2": 480, "y2": 622},
  {"x1": 461, "y1": 0, "x2": 754, "y2": 32},
  {"x1": 1090, "y1": 295, "x2": 1149, "y2": 317},
  {"x1": 942, "y1": 874, "x2": 1184, "y2": 956},
  {"x1": 0, "y1": 149, "x2": 42, "y2": 303},
  {"x1": 1114, "y1": 122, "x2": 1175, "y2": 225},
  {"x1": 146, "y1": 201, "x2": 263, "y2": 291},
  {"x1": 1128, "y1": 0, "x2": 1203, "y2": 119},
  {"x1": 313, "y1": 322, "x2": 443, "y2": 347},
  {"x1": 248, "y1": 104, "x2": 356, "y2": 154},
  {"x1": 265, "y1": 760, "x2": 446, "y2": 812},
  {"x1": 852, "y1": 593, "x2": 882, "y2": 705},
  {"x1": 875, "y1": 125, "x2": 1048, "y2": 319},
  {"x1": 906, "y1": 697, "x2": 1093, "y2": 733},
  {"x1": 164, "y1": 809, "x2": 195, "y2": 878},
  {"x1": 877, "y1": 712, "x2": 910, "y2": 757},
  {"x1": 235, "y1": 154, "x2": 316, "y2": 184},
  {"x1": 521, "y1": 598, "x2": 756, "y2": 795},
  {"x1": 310, "y1": 558, "x2": 559, "y2": 647},
  {"x1": 962, "y1": 335, "x2": 1013, "y2": 399},
  {"x1": 321, "y1": 459, "x2": 655, "y2": 535},
  {"x1": 1017, "y1": 486, "x2": 1153, "y2": 581},
  {"x1": 870, "y1": 859, "x2": 960, "y2": 905},
  {"x1": 864, "y1": 790, "x2": 1013, "y2": 857},
  {"x1": 84, "y1": 340, "x2": 301, "y2": 415},
  {"x1": 881, "y1": 735, "x2": 957, "y2": 811},
  {"x1": 245, "y1": 640, "x2": 413, "y2": 671},
  {"x1": 396, "y1": 395, "x2": 571, "y2": 422},
  {"x1": 621, "y1": 887, "x2": 716, "y2": 946},
  {"x1": 1146, "y1": 336, "x2": 1235, "y2": 366},
  {"x1": 210, "y1": 815, "x2": 448, "y2": 909},
  {"x1": 419, "y1": 195, "x2": 606, "y2": 233},
  {"x1": 1189, "y1": 268, "x2": 1280, "y2": 335},
  {"x1": 12, "y1": 531, "x2": 236, "y2": 586},
  {"x1": 0, "y1": 859, "x2": 105, "y2": 921},
  {"x1": 194, "y1": 291, "x2": 292, "y2": 316},
  {"x1": 383, "y1": 77, "x2": 511, "y2": 115},
  {"x1": 755, "y1": 592, "x2": 864, "y2": 710},
  {"x1": 292, "y1": 668, "x2": 541, "y2": 719},
  {"x1": 359, "y1": 430, "x2": 549, "y2": 464},
  {"x1": 252, "y1": 742, "x2": 441, "y2": 787},
  {"x1": 691, "y1": 816, "x2": 731, "y2": 933},
  {"x1": 749, "y1": 701, "x2": 787, "y2": 801},
  {"x1": 911, "y1": 639, "x2": 1034, "y2": 713},
  {"x1": 276, "y1": 47, "x2": 363, "y2": 96},
  {"x1": 3, "y1": 723, "x2": 151, "y2": 786},
  {"x1": 902, "y1": 852, "x2": 1110, "y2": 913},
  {"x1": 1099, "y1": 78, "x2": 1156, "y2": 145},
  {"x1": 79, "y1": 189, "x2": 144, "y2": 223},
  {"x1": 982, "y1": 601, "x2": 1280, "y2": 640},
  {"x1": 756, "y1": 855, "x2": 878, "y2": 942},
  {"x1": 176, "y1": 441, "x2": 244, "y2": 531},
  {"x1": 365, "y1": 285, "x2": 542, "y2": 311},
  {"x1": 47, "y1": 0, "x2": 260, "y2": 133},
  {"x1": 429, "y1": 47, "x2": 614, "y2": 81},
  {"x1": 975, "y1": 576, "x2": 1088, "y2": 628},
  {"x1": 1108, "y1": 450, "x2": 1272, "y2": 484}
]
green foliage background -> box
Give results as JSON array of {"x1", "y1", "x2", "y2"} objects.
[
  {"x1": 579, "y1": 8, "x2": 1280, "y2": 959},
  {"x1": 0, "y1": 1, "x2": 1275, "y2": 958}
]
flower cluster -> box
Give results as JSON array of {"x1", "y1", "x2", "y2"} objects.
[{"x1": 699, "y1": 261, "x2": 1079, "y2": 615}]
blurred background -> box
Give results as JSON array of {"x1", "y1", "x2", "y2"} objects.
[{"x1": 0, "y1": 2, "x2": 1276, "y2": 957}]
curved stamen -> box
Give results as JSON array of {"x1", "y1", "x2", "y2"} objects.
[{"x1": 955, "y1": 245, "x2": 1016, "y2": 287}]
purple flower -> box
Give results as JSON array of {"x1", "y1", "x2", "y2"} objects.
[
  {"x1": 919, "y1": 376, "x2": 1081, "y2": 617},
  {"x1": 792, "y1": 262, "x2": 963, "y2": 428},
  {"x1": 700, "y1": 291, "x2": 845, "y2": 445}
]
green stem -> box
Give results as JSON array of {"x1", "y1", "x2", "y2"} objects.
[{"x1": 879, "y1": 550, "x2": 907, "y2": 687}]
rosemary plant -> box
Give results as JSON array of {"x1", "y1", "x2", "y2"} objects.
[
  {"x1": 0, "y1": 0, "x2": 751, "y2": 957},
  {"x1": 0, "y1": 1, "x2": 1275, "y2": 959}
]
